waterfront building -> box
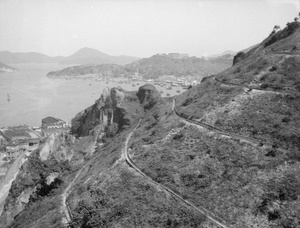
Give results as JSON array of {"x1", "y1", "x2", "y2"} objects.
[
  {"x1": 41, "y1": 116, "x2": 70, "y2": 137},
  {"x1": 42, "y1": 116, "x2": 68, "y2": 129},
  {"x1": 0, "y1": 125, "x2": 40, "y2": 160}
]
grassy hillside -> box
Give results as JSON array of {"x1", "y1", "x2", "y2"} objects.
[
  {"x1": 176, "y1": 21, "x2": 300, "y2": 153},
  {"x1": 2, "y1": 17, "x2": 300, "y2": 228}
]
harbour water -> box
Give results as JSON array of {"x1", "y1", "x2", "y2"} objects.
[{"x1": 0, "y1": 63, "x2": 183, "y2": 127}]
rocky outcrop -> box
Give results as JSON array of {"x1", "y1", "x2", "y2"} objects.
[
  {"x1": 232, "y1": 51, "x2": 245, "y2": 65},
  {"x1": 0, "y1": 134, "x2": 75, "y2": 227},
  {"x1": 136, "y1": 84, "x2": 162, "y2": 110},
  {"x1": 71, "y1": 87, "x2": 135, "y2": 137}
]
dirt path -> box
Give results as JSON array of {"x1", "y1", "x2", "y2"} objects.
[
  {"x1": 173, "y1": 97, "x2": 288, "y2": 155},
  {"x1": 61, "y1": 159, "x2": 93, "y2": 226},
  {"x1": 124, "y1": 120, "x2": 232, "y2": 228},
  {"x1": 213, "y1": 52, "x2": 300, "y2": 96}
]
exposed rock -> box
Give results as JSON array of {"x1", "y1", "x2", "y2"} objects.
[
  {"x1": 136, "y1": 84, "x2": 162, "y2": 110},
  {"x1": 39, "y1": 134, "x2": 75, "y2": 161},
  {"x1": 46, "y1": 172, "x2": 60, "y2": 185},
  {"x1": 0, "y1": 134, "x2": 76, "y2": 227},
  {"x1": 232, "y1": 51, "x2": 246, "y2": 65},
  {"x1": 71, "y1": 87, "x2": 135, "y2": 137}
]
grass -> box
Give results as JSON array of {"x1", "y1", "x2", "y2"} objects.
[
  {"x1": 130, "y1": 113, "x2": 300, "y2": 227},
  {"x1": 67, "y1": 121, "x2": 206, "y2": 228}
]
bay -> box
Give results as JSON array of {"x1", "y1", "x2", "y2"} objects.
[{"x1": 0, "y1": 63, "x2": 182, "y2": 127}]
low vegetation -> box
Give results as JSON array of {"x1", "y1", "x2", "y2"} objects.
[{"x1": 130, "y1": 113, "x2": 300, "y2": 227}]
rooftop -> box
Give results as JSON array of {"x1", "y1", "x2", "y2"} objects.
[
  {"x1": 0, "y1": 125, "x2": 40, "y2": 141},
  {"x1": 42, "y1": 116, "x2": 64, "y2": 124}
]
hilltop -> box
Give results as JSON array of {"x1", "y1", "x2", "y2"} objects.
[{"x1": 60, "y1": 47, "x2": 140, "y2": 65}]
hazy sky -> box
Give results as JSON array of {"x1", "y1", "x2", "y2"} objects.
[{"x1": 0, "y1": 0, "x2": 298, "y2": 57}]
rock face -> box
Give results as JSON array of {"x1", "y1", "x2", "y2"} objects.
[
  {"x1": 71, "y1": 87, "x2": 138, "y2": 138},
  {"x1": 136, "y1": 84, "x2": 162, "y2": 110},
  {"x1": 0, "y1": 134, "x2": 75, "y2": 227},
  {"x1": 232, "y1": 51, "x2": 245, "y2": 65}
]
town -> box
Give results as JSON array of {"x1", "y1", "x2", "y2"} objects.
[{"x1": 0, "y1": 116, "x2": 70, "y2": 181}]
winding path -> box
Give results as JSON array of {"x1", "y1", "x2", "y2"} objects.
[
  {"x1": 61, "y1": 159, "x2": 93, "y2": 226},
  {"x1": 173, "y1": 97, "x2": 288, "y2": 155},
  {"x1": 172, "y1": 99, "x2": 259, "y2": 144},
  {"x1": 214, "y1": 77, "x2": 298, "y2": 96},
  {"x1": 124, "y1": 120, "x2": 232, "y2": 228},
  {"x1": 214, "y1": 52, "x2": 300, "y2": 96}
]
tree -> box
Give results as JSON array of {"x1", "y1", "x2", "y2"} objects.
[
  {"x1": 294, "y1": 17, "x2": 299, "y2": 22},
  {"x1": 270, "y1": 25, "x2": 280, "y2": 36}
]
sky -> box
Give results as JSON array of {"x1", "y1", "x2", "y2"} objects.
[{"x1": 0, "y1": 0, "x2": 299, "y2": 58}]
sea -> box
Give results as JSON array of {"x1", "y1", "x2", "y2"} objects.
[{"x1": 0, "y1": 63, "x2": 183, "y2": 128}]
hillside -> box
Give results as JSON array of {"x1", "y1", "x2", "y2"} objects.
[
  {"x1": 1, "y1": 19, "x2": 300, "y2": 228},
  {"x1": 47, "y1": 53, "x2": 233, "y2": 79},
  {"x1": 0, "y1": 86, "x2": 209, "y2": 228},
  {"x1": 47, "y1": 64, "x2": 127, "y2": 78},
  {"x1": 125, "y1": 54, "x2": 232, "y2": 79},
  {"x1": 173, "y1": 20, "x2": 300, "y2": 227},
  {"x1": 0, "y1": 62, "x2": 17, "y2": 72}
]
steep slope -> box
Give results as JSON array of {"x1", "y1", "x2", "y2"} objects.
[
  {"x1": 176, "y1": 21, "x2": 300, "y2": 151},
  {"x1": 0, "y1": 85, "x2": 216, "y2": 228},
  {"x1": 170, "y1": 20, "x2": 300, "y2": 227}
]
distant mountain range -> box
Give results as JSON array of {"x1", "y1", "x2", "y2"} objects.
[
  {"x1": 0, "y1": 51, "x2": 64, "y2": 64},
  {"x1": 0, "y1": 61, "x2": 17, "y2": 72},
  {"x1": 47, "y1": 53, "x2": 233, "y2": 79},
  {"x1": 207, "y1": 45, "x2": 259, "y2": 59},
  {"x1": 0, "y1": 48, "x2": 140, "y2": 65},
  {"x1": 207, "y1": 50, "x2": 236, "y2": 58}
]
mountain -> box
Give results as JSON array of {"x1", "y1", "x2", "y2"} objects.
[
  {"x1": 47, "y1": 64, "x2": 127, "y2": 77},
  {"x1": 0, "y1": 62, "x2": 17, "y2": 72},
  {"x1": 1, "y1": 19, "x2": 300, "y2": 228},
  {"x1": 0, "y1": 51, "x2": 65, "y2": 64},
  {"x1": 207, "y1": 50, "x2": 236, "y2": 58},
  {"x1": 0, "y1": 48, "x2": 139, "y2": 65},
  {"x1": 47, "y1": 53, "x2": 233, "y2": 79},
  {"x1": 59, "y1": 47, "x2": 140, "y2": 65}
]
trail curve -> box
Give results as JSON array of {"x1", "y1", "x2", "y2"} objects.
[{"x1": 124, "y1": 120, "x2": 232, "y2": 228}]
